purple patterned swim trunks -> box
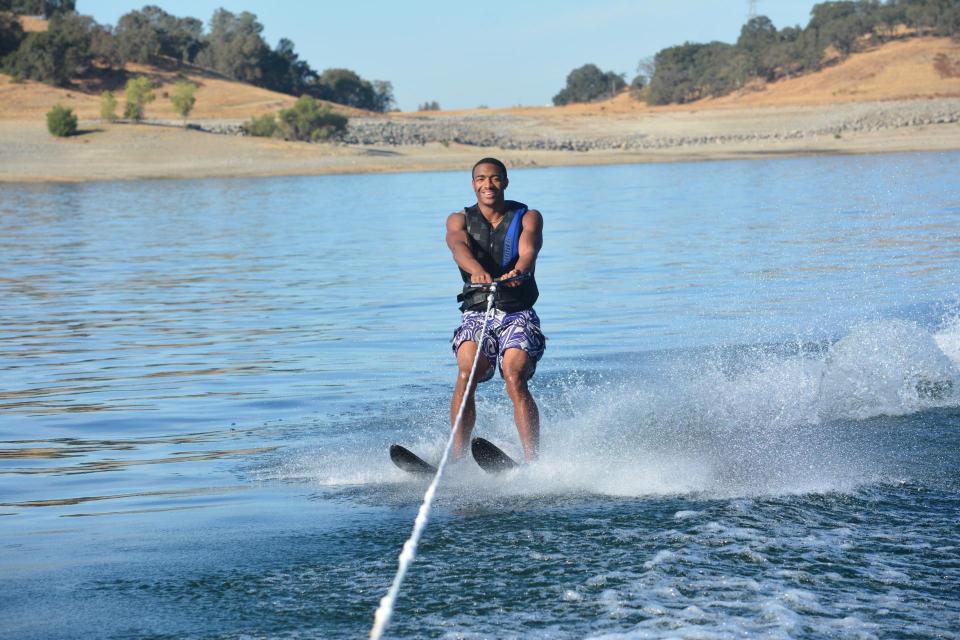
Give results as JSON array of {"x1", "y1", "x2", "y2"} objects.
[{"x1": 451, "y1": 308, "x2": 546, "y2": 382}]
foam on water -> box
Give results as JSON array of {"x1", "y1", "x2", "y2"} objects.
[
  {"x1": 262, "y1": 317, "x2": 959, "y2": 502},
  {"x1": 933, "y1": 312, "x2": 960, "y2": 367},
  {"x1": 819, "y1": 318, "x2": 959, "y2": 420}
]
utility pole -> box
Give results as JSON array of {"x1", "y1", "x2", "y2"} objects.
[{"x1": 747, "y1": 0, "x2": 758, "y2": 21}]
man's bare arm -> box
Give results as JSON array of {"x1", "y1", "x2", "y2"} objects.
[{"x1": 502, "y1": 209, "x2": 543, "y2": 285}]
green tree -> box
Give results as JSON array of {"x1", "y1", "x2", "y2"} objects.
[
  {"x1": 258, "y1": 37, "x2": 316, "y2": 95},
  {"x1": 241, "y1": 112, "x2": 277, "y2": 137},
  {"x1": 100, "y1": 89, "x2": 117, "y2": 122},
  {"x1": 648, "y1": 42, "x2": 740, "y2": 105},
  {"x1": 647, "y1": 44, "x2": 696, "y2": 105},
  {"x1": 196, "y1": 9, "x2": 268, "y2": 83},
  {"x1": 114, "y1": 7, "x2": 161, "y2": 63},
  {"x1": 114, "y1": 6, "x2": 204, "y2": 65},
  {"x1": 874, "y1": 3, "x2": 907, "y2": 38},
  {"x1": 552, "y1": 63, "x2": 625, "y2": 105},
  {"x1": 638, "y1": 0, "x2": 960, "y2": 106},
  {"x1": 0, "y1": 0, "x2": 75, "y2": 17},
  {"x1": 3, "y1": 12, "x2": 96, "y2": 85},
  {"x1": 371, "y1": 79, "x2": 395, "y2": 112},
  {"x1": 900, "y1": 0, "x2": 960, "y2": 34},
  {"x1": 921, "y1": 0, "x2": 960, "y2": 36},
  {"x1": 276, "y1": 95, "x2": 347, "y2": 141},
  {"x1": 123, "y1": 75, "x2": 155, "y2": 121},
  {"x1": 46, "y1": 103, "x2": 77, "y2": 136},
  {"x1": 170, "y1": 80, "x2": 196, "y2": 124},
  {"x1": 310, "y1": 68, "x2": 376, "y2": 110},
  {"x1": 808, "y1": 1, "x2": 870, "y2": 55},
  {"x1": 87, "y1": 18, "x2": 120, "y2": 67},
  {"x1": 302, "y1": 68, "x2": 394, "y2": 112},
  {"x1": 418, "y1": 100, "x2": 440, "y2": 111},
  {"x1": 737, "y1": 15, "x2": 779, "y2": 78},
  {"x1": 761, "y1": 25, "x2": 807, "y2": 79},
  {"x1": 161, "y1": 14, "x2": 204, "y2": 63},
  {"x1": 0, "y1": 12, "x2": 25, "y2": 59}
]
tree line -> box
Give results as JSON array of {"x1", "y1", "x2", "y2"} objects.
[
  {"x1": 0, "y1": 0, "x2": 74, "y2": 17},
  {"x1": 0, "y1": 4, "x2": 395, "y2": 112},
  {"x1": 552, "y1": 64, "x2": 626, "y2": 106},
  {"x1": 554, "y1": 0, "x2": 960, "y2": 107}
]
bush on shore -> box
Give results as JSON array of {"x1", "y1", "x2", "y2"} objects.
[
  {"x1": 170, "y1": 80, "x2": 197, "y2": 124},
  {"x1": 46, "y1": 103, "x2": 77, "y2": 136},
  {"x1": 276, "y1": 96, "x2": 347, "y2": 141},
  {"x1": 243, "y1": 97, "x2": 347, "y2": 142},
  {"x1": 123, "y1": 75, "x2": 155, "y2": 121},
  {"x1": 99, "y1": 90, "x2": 117, "y2": 122},
  {"x1": 242, "y1": 112, "x2": 278, "y2": 137}
]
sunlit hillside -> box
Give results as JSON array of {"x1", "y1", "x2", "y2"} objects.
[
  {"x1": 453, "y1": 36, "x2": 960, "y2": 117},
  {"x1": 17, "y1": 15, "x2": 48, "y2": 32},
  {"x1": 2, "y1": 19, "x2": 958, "y2": 122},
  {"x1": 0, "y1": 16, "x2": 367, "y2": 121},
  {"x1": 704, "y1": 36, "x2": 960, "y2": 108},
  {"x1": 0, "y1": 61, "x2": 368, "y2": 120}
]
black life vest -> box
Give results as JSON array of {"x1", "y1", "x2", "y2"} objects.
[{"x1": 457, "y1": 200, "x2": 539, "y2": 312}]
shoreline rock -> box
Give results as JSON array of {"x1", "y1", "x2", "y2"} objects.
[{"x1": 172, "y1": 98, "x2": 960, "y2": 152}]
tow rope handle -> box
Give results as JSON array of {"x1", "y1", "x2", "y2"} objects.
[{"x1": 464, "y1": 271, "x2": 531, "y2": 290}]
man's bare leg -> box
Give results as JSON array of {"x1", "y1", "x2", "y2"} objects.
[
  {"x1": 451, "y1": 341, "x2": 491, "y2": 459},
  {"x1": 500, "y1": 348, "x2": 539, "y2": 461}
]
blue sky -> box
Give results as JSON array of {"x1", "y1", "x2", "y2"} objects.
[{"x1": 84, "y1": 1, "x2": 821, "y2": 111}]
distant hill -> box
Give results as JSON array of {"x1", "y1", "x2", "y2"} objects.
[
  {"x1": 1, "y1": 13, "x2": 380, "y2": 121},
  {"x1": 3, "y1": 33, "x2": 958, "y2": 122},
  {"x1": 702, "y1": 36, "x2": 960, "y2": 108},
  {"x1": 520, "y1": 36, "x2": 960, "y2": 117},
  {"x1": 0, "y1": 60, "x2": 369, "y2": 121}
]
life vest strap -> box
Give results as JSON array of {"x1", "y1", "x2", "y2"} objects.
[{"x1": 501, "y1": 206, "x2": 527, "y2": 269}]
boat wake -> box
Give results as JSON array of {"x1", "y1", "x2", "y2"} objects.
[{"x1": 260, "y1": 316, "x2": 960, "y2": 501}]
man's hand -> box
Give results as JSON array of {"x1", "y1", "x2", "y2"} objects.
[
  {"x1": 471, "y1": 271, "x2": 493, "y2": 284},
  {"x1": 499, "y1": 269, "x2": 524, "y2": 287}
]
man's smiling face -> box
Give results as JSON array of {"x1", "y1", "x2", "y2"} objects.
[{"x1": 472, "y1": 163, "x2": 508, "y2": 207}]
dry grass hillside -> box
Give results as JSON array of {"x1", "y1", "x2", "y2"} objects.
[
  {"x1": 454, "y1": 36, "x2": 960, "y2": 118},
  {"x1": 0, "y1": 61, "x2": 367, "y2": 120},
  {"x1": 1, "y1": 29, "x2": 958, "y2": 123},
  {"x1": 1, "y1": 16, "x2": 364, "y2": 121},
  {"x1": 705, "y1": 36, "x2": 960, "y2": 108},
  {"x1": 2, "y1": 31, "x2": 959, "y2": 123},
  {"x1": 4, "y1": 18, "x2": 959, "y2": 183},
  {"x1": 17, "y1": 15, "x2": 48, "y2": 32}
]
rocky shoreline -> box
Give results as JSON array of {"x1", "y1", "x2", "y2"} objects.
[
  {"x1": 179, "y1": 98, "x2": 960, "y2": 152},
  {"x1": 4, "y1": 97, "x2": 959, "y2": 184},
  {"x1": 343, "y1": 105, "x2": 960, "y2": 151}
]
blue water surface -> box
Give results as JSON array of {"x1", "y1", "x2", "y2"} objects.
[{"x1": 1, "y1": 152, "x2": 959, "y2": 639}]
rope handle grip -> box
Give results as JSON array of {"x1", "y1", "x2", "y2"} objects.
[{"x1": 465, "y1": 272, "x2": 531, "y2": 290}]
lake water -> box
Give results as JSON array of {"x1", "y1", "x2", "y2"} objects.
[{"x1": 2, "y1": 152, "x2": 959, "y2": 639}]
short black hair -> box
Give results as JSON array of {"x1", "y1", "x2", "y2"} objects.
[{"x1": 472, "y1": 157, "x2": 507, "y2": 180}]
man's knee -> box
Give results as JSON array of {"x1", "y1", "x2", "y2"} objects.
[
  {"x1": 458, "y1": 366, "x2": 488, "y2": 383},
  {"x1": 457, "y1": 357, "x2": 491, "y2": 384},
  {"x1": 503, "y1": 373, "x2": 529, "y2": 397},
  {"x1": 500, "y1": 351, "x2": 532, "y2": 390}
]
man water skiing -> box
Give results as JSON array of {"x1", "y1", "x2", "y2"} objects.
[{"x1": 446, "y1": 158, "x2": 545, "y2": 462}]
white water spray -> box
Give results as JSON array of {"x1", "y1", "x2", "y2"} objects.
[{"x1": 369, "y1": 286, "x2": 497, "y2": 640}]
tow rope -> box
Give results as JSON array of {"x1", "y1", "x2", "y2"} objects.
[{"x1": 370, "y1": 281, "x2": 500, "y2": 640}]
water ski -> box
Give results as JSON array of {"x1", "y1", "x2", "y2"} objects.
[
  {"x1": 390, "y1": 444, "x2": 437, "y2": 476},
  {"x1": 471, "y1": 437, "x2": 519, "y2": 474}
]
